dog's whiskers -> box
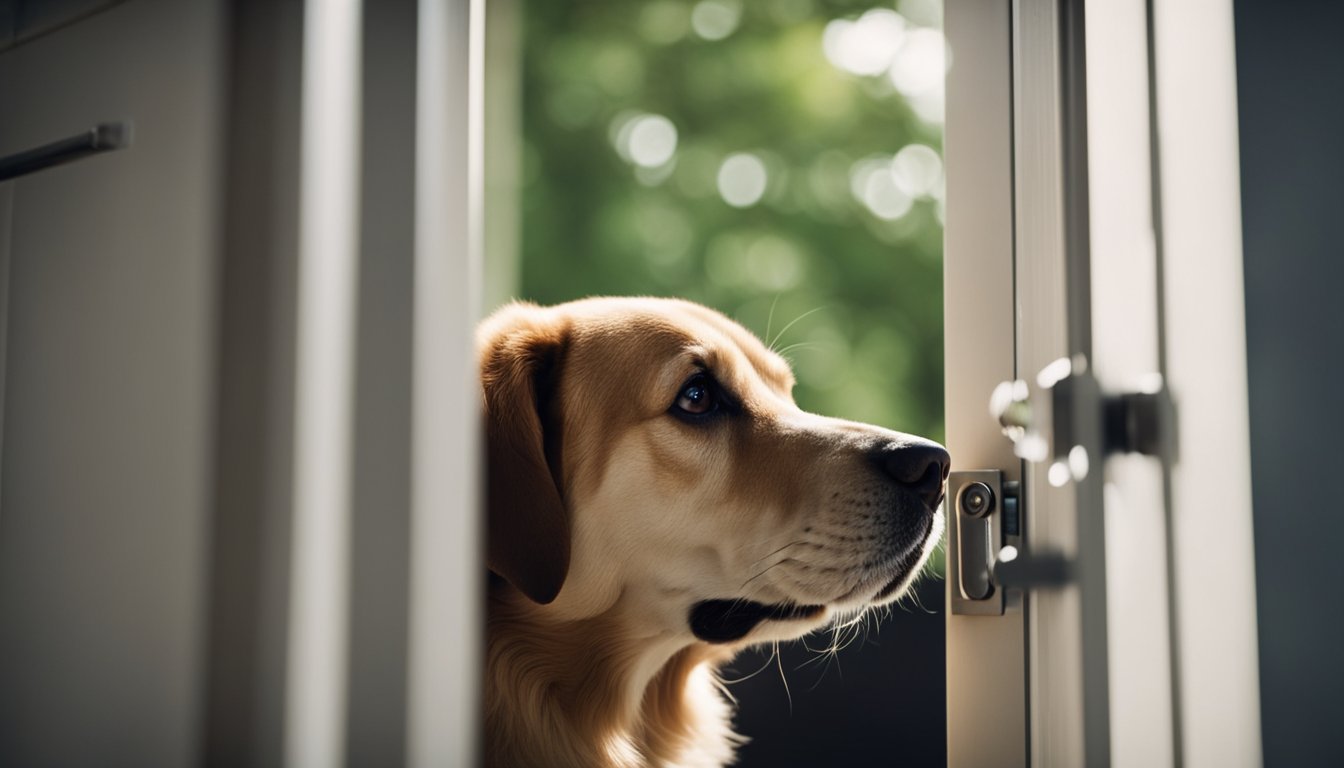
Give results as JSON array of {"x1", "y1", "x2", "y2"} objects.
[
  {"x1": 738, "y1": 556, "x2": 800, "y2": 591},
  {"x1": 793, "y1": 603, "x2": 880, "y2": 692},
  {"x1": 745, "y1": 540, "x2": 808, "y2": 567},
  {"x1": 773, "y1": 641, "x2": 793, "y2": 714},
  {"x1": 721, "y1": 650, "x2": 779, "y2": 686},
  {"x1": 768, "y1": 305, "x2": 826, "y2": 351},
  {"x1": 764, "y1": 294, "x2": 780, "y2": 352},
  {"x1": 773, "y1": 341, "x2": 822, "y2": 360}
]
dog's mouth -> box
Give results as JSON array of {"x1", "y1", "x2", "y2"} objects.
[
  {"x1": 688, "y1": 600, "x2": 825, "y2": 644},
  {"x1": 690, "y1": 509, "x2": 940, "y2": 644}
]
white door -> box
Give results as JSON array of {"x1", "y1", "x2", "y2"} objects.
[{"x1": 943, "y1": 1, "x2": 1261, "y2": 766}]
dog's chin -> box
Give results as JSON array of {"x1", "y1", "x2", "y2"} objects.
[
  {"x1": 688, "y1": 509, "x2": 943, "y2": 645},
  {"x1": 867, "y1": 506, "x2": 943, "y2": 605}
]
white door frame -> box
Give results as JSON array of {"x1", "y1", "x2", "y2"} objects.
[
  {"x1": 943, "y1": 2, "x2": 1028, "y2": 766},
  {"x1": 281, "y1": 0, "x2": 486, "y2": 766},
  {"x1": 406, "y1": 0, "x2": 486, "y2": 766},
  {"x1": 944, "y1": 1, "x2": 1261, "y2": 765}
]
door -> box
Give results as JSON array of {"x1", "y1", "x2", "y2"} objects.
[
  {"x1": 943, "y1": 1, "x2": 1262, "y2": 766},
  {"x1": 0, "y1": 2, "x2": 225, "y2": 764}
]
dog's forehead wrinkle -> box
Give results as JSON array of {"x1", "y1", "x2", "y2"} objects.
[{"x1": 578, "y1": 298, "x2": 791, "y2": 397}]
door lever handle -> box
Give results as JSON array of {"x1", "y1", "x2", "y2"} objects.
[
  {"x1": 949, "y1": 470, "x2": 1019, "y2": 615},
  {"x1": 992, "y1": 545, "x2": 1072, "y2": 589},
  {"x1": 0, "y1": 122, "x2": 131, "y2": 182}
]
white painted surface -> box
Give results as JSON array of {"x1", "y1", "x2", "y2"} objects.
[
  {"x1": 407, "y1": 0, "x2": 484, "y2": 766},
  {"x1": 1084, "y1": 1, "x2": 1176, "y2": 765},
  {"x1": 1153, "y1": 0, "x2": 1262, "y2": 765},
  {"x1": 943, "y1": 0, "x2": 1026, "y2": 761},
  {"x1": 285, "y1": 0, "x2": 363, "y2": 766}
]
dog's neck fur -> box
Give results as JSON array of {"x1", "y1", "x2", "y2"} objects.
[{"x1": 486, "y1": 583, "x2": 742, "y2": 767}]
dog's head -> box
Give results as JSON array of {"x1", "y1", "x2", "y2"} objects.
[{"x1": 480, "y1": 297, "x2": 947, "y2": 645}]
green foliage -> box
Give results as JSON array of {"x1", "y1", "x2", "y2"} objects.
[{"x1": 508, "y1": 0, "x2": 945, "y2": 444}]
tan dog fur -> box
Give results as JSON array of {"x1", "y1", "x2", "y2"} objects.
[{"x1": 480, "y1": 297, "x2": 946, "y2": 767}]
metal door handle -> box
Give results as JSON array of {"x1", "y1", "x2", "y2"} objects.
[
  {"x1": 993, "y1": 545, "x2": 1072, "y2": 589},
  {"x1": 949, "y1": 469, "x2": 1021, "y2": 615},
  {"x1": 0, "y1": 122, "x2": 131, "y2": 182}
]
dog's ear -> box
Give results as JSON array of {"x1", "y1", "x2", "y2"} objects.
[{"x1": 479, "y1": 304, "x2": 570, "y2": 604}]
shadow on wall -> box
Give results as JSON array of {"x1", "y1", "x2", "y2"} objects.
[{"x1": 1234, "y1": 0, "x2": 1344, "y2": 765}]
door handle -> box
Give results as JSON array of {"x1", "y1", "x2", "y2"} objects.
[
  {"x1": 949, "y1": 469, "x2": 1019, "y2": 615},
  {"x1": 0, "y1": 122, "x2": 131, "y2": 182},
  {"x1": 993, "y1": 545, "x2": 1072, "y2": 589}
]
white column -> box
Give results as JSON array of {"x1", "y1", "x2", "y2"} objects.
[
  {"x1": 407, "y1": 0, "x2": 485, "y2": 766},
  {"x1": 285, "y1": 0, "x2": 364, "y2": 766}
]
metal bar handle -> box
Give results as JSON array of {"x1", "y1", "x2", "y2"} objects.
[{"x1": 0, "y1": 122, "x2": 131, "y2": 182}]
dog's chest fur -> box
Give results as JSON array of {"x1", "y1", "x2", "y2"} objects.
[{"x1": 485, "y1": 589, "x2": 743, "y2": 767}]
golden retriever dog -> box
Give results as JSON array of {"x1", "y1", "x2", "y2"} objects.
[{"x1": 481, "y1": 297, "x2": 948, "y2": 767}]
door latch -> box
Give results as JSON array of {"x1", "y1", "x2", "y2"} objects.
[
  {"x1": 949, "y1": 468, "x2": 1073, "y2": 615},
  {"x1": 951, "y1": 355, "x2": 1173, "y2": 615},
  {"x1": 949, "y1": 469, "x2": 1018, "y2": 615}
]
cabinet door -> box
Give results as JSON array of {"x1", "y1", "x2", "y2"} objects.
[{"x1": 0, "y1": 1, "x2": 223, "y2": 765}]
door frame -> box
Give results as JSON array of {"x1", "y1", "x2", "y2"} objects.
[
  {"x1": 943, "y1": 2, "x2": 1028, "y2": 766},
  {"x1": 944, "y1": 1, "x2": 1262, "y2": 766}
]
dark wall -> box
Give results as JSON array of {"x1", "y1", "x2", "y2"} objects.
[
  {"x1": 731, "y1": 577, "x2": 945, "y2": 767},
  {"x1": 1233, "y1": 2, "x2": 1344, "y2": 765}
]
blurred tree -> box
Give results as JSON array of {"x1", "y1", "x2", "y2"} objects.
[{"x1": 509, "y1": 0, "x2": 944, "y2": 461}]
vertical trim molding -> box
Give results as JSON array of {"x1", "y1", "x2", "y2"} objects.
[
  {"x1": 944, "y1": 1, "x2": 1028, "y2": 766},
  {"x1": 1152, "y1": 0, "x2": 1263, "y2": 764},
  {"x1": 285, "y1": 0, "x2": 363, "y2": 766},
  {"x1": 407, "y1": 0, "x2": 484, "y2": 766}
]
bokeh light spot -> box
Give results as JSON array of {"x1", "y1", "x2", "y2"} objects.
[
  {"x1": 627, "y1": 114, "x2": 678, "y2": 167},
  {"x1": 717, "y1": 153, "x2": 769, "y2": 208},
  {"x1": 888, "y1": 27, "x2": 946, "y2": 97},
  {"x1": 691, "y1": 0, "x2": 742, "y2": 41},
  {"x1": 851, "y1": 155, "x2": 913, "y2": 220},
  {"x1": 891, "y1": 144, "x2": 943, "y2": 197},
  {"x1": 822, "y1": 9, "x2": 907, "y2": 76}
]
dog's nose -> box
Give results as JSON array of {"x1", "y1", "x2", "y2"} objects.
[{"x1": 874, "y1": 441, "x2": 951, "y2": 509}]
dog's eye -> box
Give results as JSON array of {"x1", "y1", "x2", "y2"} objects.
[{"x1": 674, "y1": 375, "x2": 717, "y2": 416}]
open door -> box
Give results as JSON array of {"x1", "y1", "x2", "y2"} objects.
[{"x1": 943, "y1": 1, "x2": 1262, "y2": 766}]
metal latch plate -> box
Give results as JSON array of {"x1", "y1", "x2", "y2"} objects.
[{"x1": 949, "y1": 469, "x2": 1009, "y2": 616}]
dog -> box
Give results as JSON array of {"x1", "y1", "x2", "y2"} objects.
[{"x1": 480, "y1": 297, "x2": 948, "y2": 767}]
